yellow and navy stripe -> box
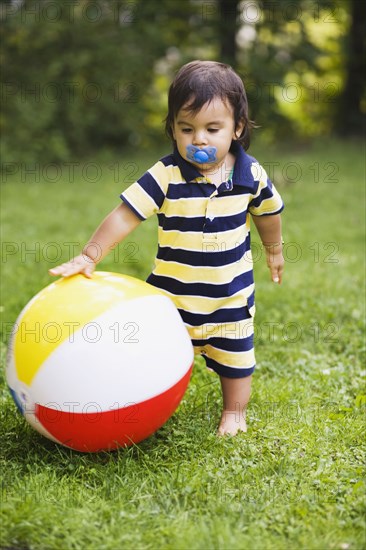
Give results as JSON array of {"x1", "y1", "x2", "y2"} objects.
[{"x1": 121, "y1": 140, "x2": 284, "y2": 378}]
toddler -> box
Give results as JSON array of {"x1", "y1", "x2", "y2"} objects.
[{"x1": 50, "y1": 60, "x2": 284, "y2": 436}]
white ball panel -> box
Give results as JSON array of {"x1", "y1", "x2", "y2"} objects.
[{"x1": 30, "y1": 294, "x2": 193, "y2": 410}]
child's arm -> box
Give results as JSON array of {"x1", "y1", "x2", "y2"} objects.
[
  {"x1": 252, "y1": 213, "x2": 284, "y2": 284},
  {"x1": 49, "y1": 203, "x2": 141, "y2": 278}
]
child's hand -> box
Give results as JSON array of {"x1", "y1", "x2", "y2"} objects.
[
  {"x1": 265, "y1": 248, "x2": 284, "y2": 284},
  {"x1": 48, "y1": 254, "x2": 96, "y2": 279}
]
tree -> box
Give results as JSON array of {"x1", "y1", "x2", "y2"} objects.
[
  {"x1": 335, "y1": 0, "x2": 366, "y2": 135},
  {"x1": 217, "y1": 0, "x2": 240, "y2": 68}
]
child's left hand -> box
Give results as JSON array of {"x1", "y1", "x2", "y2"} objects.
[{"x1": 265, "y1": 248, "x2": 284, "y2": 284}]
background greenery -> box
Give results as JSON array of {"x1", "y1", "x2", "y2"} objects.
[
  {"x1": 1, "y1": 0, "x2": 365, "y2": 165},
  {"x1": 0, "y1": 0, "x2": 365, "y2": 549}
]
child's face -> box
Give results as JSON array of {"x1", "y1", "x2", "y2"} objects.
[{"x1": 172, "y1": 97, "x2": 243, "y2": 174}]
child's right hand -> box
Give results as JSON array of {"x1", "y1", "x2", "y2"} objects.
[{"x1": 48, "y1": 254, "x2": 96, "y2": 279}]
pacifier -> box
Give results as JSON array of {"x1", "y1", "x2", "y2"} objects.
[{"x1": 186, "y1": 145, "x2": 217, "y2": 164}]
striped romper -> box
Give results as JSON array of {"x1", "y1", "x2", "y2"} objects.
[{"x1": 121, "y1": 140, "x2": 284, "y2": 378}]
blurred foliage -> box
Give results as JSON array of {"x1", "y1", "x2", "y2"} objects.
[
  {"x1": 0, "y1": 0, "x2": 364, "y2": 165},
  {"x1": 0, "y1": 0, "x2": 202, "y2": 163},
  {"x1": 239, "y1": 0, "x2": 364, "y2": 140}
]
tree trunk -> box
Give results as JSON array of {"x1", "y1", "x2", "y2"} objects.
[
  {"x1": 335, "y1": 0, "x2": 366, "y2": 135},
  {"x1": 217, "y1": 0, "x2": 239, "y2": 68}
]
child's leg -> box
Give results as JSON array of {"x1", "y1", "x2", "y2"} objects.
[{"x1": 218, "y1": 375, "x2": 252, "y2": 436}]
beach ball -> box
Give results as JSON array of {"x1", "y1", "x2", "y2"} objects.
[{"x1": 6, "y1": 272, "x2": 194, "y2": 452}]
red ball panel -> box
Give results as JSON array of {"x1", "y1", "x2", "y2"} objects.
[{"x1": 36, "y1": 365, "x2": 193, "y2": 452}]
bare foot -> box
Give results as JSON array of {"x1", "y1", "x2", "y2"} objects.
[{"x1": 217, "y1": 409, "x2": 247, "y2": 436}]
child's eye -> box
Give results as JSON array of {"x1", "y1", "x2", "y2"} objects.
[
  {"x1": 181, "y1": 128, "x2": 192, "y2": 134},
  {"x1": 208, "y1": 128, "x2": 219, "y2": 133}
]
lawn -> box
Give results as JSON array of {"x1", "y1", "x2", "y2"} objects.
[{"x1": 0, "y1": 138, "x2": 365, "y2": 550}]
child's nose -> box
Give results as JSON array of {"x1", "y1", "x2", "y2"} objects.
[{"x1": 192, "y1": 130, "x2": 208, "y2": 145}]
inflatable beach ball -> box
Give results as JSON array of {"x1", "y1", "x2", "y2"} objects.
[{"x1": 6, "y1": 272, "x2": 194, "y2": 452}]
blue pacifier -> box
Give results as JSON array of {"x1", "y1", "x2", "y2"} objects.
[{"x1": 186, "y1": 145, "x2": 217, "y2": 164}]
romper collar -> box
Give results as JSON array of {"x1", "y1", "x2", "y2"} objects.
[
  {"x1": 172, "y1": 145, "x2": 203, "y2": 183},
  {"x1": 230, "y1": 140, "x2": 258, "y2": 191},
  {"x1": 172, "y1": 140, "x2": 258, "y2": 192}
]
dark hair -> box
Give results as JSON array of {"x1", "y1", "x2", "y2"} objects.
[{"x1": 165, "y1": 60, "x2": 255, "y2": 150}]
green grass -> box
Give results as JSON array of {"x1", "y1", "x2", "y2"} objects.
[{"x1": 1, "y1": 138, "x2": 365, "y2": 550}]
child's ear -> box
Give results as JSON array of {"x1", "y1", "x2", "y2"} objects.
[{"x1": 233, "y1": 122, "x2": 245, "y2": 140}]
